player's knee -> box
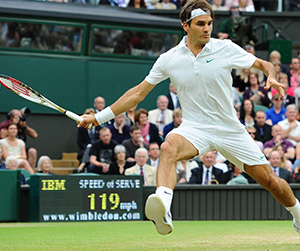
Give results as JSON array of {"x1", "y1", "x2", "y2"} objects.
[{"x1": 160, "y1": 141, "x2": 177, "y2": 159}]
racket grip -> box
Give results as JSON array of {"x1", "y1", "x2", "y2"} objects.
[{"x1": 65, "y1": 110, "x2": 83, "y2": 122}]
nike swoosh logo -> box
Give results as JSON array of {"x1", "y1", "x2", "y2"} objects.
[
  {"x1": 260, "y1": 156, "x2": 265, "y2": 159},
  {"x1": 206, "y1": 58, "x2": 215, "y2": 63},
  {"x1": 164, "y1": 191, "x2": 172, "y2": 195}
]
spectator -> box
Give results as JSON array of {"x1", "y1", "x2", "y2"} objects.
[
  {"x1": 0, "y1": 146, "x2": 6, "y2": 169},
  {"x1": 254, "y1": 110, "x2": 272, "y2": 144},
  {"x1": 135, "y1": 108, "x2": 162, "y2": 145},
  {"x1": 94, "y1": 96, "x2": 105, "y2": 113},
  {"x1": 37, "y1": 155, "x2": 54, "y2": 175},
  {"x1": 163, "y1": 109, "x2": 182, "y2": 139},
  {"x1": 246, "y1": 126, "x2": 264, "y2": 151},
  {"x1": 219, "y1": 162, "x2": 249, "y2": 184},
  {"x1": 278, "y1": 104, "x2": 300, "y2": 148},
  {"x1": 146, "y1": 142, "x2": 160, "y2": 169},
  {"x1": 233, "y1": 67, "x2": 251, "y2": 93},
  {"x1": 288, "y1": 57, "x2": 300, "y2": 91},
  {"x1": 0, "y1": 123, "x2": 34, "y2": 174},
  {"x1": 148, "y1": 96, "x2": 173, "y2": 137},
  {"x1": 211, "y1": 0, "x2": 229, "y2": 11},
  {"x1": 239, "y1": 99, "x2": 255, "y2": 126},
  {"x1": 125, "y1": 148, "x2": 156, "y2": 186},
  {"x1": 271, "y1": 59, "x2": 283, "y2": 83},
  {"x1": 176, "y1": 159, "x2": 199, "y2": 183},
  {"x1": 264, "y1": 124, "x2": 295, "y2": 161},
  {"x1": 218, "y1": 6, "x2": 239, "y2": 41},
  {"x1": 0, "y1": 108, "x2": 38, "y2": 169},
  {"x1": 189, "y1": 151, "x2": 223, "y2": 185},
  {"x1": 272, "y1": 144, "x2": 292, "y2": 173},
  {"x1": 153, "y1": 0, "x2": 177, "y2": 9},
  {"x1": 122, "y1": 124, "x2": 149, "y2": 162},
  {"x1": 265, "y1": 93, "x2": 286, "y2": 126},
  {"x1": 271, "y1": 73, "x2": 294, "y2": 101},
  {"x1": 243, "y1": 72, "x2": 270, "y2": 107},
  {"x1": 224, "y1": 0, "x2": 254, "y2": 9},
  {"x1": 127, "y1": 0, "x2": 147, "y2": 8},
  {"x1": 125, "y1": 105, "x2": 136, "y2": 127},
  {"x1": 268, "y1": 150, "x2": 292, "y2": 183},
  {"x1": 294, "y1": 76, "x2": 300, "y2": 108},
  {"x1": 88, "y1": 127, "x2": 118, "y2": 174},
  {"x1": 167, "y1": 83, "x2": 180, "y2": 110},
  {"x1": 238, "y1": 0, "x2": 255, "y2": 11},
  {"x1": 108, "y1": 145, "x2": 135, "y2": 174},
  {"x1": 269, "y1": 50, "x2": 289, "y2": 77},
  {"x1": 108, "y1": 113, "x2": 131, "y2": 144},
  {"x1": 281, "y1": 79, "x2": 296, "y2": 108},
  {"x1": 5, "y1": 156, "x2": 27, "y2": 185}
]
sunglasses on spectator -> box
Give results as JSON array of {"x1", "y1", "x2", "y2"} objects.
[{"x1": 248, "y1": 132, "x2": 256, "y2": 135}]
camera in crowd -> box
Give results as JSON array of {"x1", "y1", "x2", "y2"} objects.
[{"x1": 19, "y1": 107, "x2": 31, "y2": 122}]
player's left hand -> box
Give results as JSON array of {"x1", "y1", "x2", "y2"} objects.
[{"x1": 264, "y1": 78, "x2": 285, "y2": 100}]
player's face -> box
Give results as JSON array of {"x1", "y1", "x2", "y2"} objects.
[{"x1": 183, "y1": 15, "x2": 213, "y2": 46}]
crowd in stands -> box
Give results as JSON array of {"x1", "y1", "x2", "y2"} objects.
[{"x1": 44, "y1": 0, "x2": 300, "y2": 12}]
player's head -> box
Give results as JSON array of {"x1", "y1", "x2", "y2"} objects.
[{"x1": 180, "y1": 0, "x2": 214, "y2": 25}]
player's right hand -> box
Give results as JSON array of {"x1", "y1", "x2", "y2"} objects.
[{"x1": 77, "y1": 114, "x2": 99, "y2": 129}]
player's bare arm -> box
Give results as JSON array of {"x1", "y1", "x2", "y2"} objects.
[
  {"x1": 251, "y1": 58, "x2": 285, "y2": 99},
  {"x1": 78, "y1": 80, "x2": 155, "y2": 129}
]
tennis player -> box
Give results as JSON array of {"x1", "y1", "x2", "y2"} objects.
[{"x1": 78, "y1": 0, "x2": 300, "y2": 236}]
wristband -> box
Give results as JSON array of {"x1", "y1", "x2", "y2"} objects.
[{"x1": 94, "y1": 106, "x2": 115, "y2": 125}]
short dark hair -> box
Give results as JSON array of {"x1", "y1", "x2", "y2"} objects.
[
  {"x1": 130, "y1": 124, "x2": 140, "y2": 133},
  {"x1": 180, "y1": 0, "x2": 214, "y2": 25}
]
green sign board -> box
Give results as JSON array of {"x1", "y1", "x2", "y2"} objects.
[{"x1": 29, "y1": 174, "x2": 143, "y2": 222}]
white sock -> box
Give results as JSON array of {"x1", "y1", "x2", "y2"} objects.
[
  {"x1": 286, "y1": 199, "x2": 300, "y2": 222},
  {"x1": 156, "y1": 186, "x2": 173, "y2": 212}
]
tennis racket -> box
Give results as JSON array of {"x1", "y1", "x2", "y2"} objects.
[{"x1": 0, "y1": 74, "x2": 83, "y2": 123}]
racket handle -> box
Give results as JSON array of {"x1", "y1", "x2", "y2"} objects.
[{"x1": 65, "y1": 110, "x2": 83, "y2": 122}]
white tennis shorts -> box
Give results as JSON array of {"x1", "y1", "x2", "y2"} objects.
[{"x1": 168, "y1": 120, "x2": 269, "y2": 171}]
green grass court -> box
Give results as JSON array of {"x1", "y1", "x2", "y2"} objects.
[{"x1": 0, "y1": 221, "x2": 299, "y2": 250}]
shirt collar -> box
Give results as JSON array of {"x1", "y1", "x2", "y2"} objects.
[{"x1": 178, "y1": 36, "x2": 212, "y2": 52}]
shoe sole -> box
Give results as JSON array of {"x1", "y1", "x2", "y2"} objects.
[{"x1": 145, "y1": 194, "x2": 173, "y2": 235}]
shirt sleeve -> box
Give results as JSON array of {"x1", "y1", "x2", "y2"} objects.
[
  {"x1": 145, "y1": 54, "x2": 169, "y2": 85},
  {"x1": 227, "y1": 40, "x2": 257, "y2": 70}
]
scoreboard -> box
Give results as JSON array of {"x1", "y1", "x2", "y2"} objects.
[{"x1": 28, "y1": 174, "x2": 143, "y2": 222}]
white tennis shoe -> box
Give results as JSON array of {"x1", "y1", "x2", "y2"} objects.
[
  {"x1": 145, "y1": 194, "x2": 173, "y2": 235},
  {"x1": 293, "y1": 218, "x2": 300, "y2": 237}
]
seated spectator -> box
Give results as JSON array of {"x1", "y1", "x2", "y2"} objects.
[
  {"x1": 37, "y1": 155, "x2": 54, "y2": 175},
  {"x1": 288, "y1": 57, "x2": 300, "y2": 91},
  {"x1": 269, "y1": 50, "x2": 290, "y2": 77},
  {"x1": 246, "y1": 126, "x2": 264, "y2": 151},
  {"x1": 243, "y1": 72, "x2": 270, "y2": 108},
  {"x1": 125, "y1": 105, "x2": 136, "y2": 127},
  {"x1": 176, "y1": 159, "x2": 199, "y2": 183},
  {"x1": 108, "y1": 145, "x2": 135, "y2": 175},
  {"x1": 167, "y1": 83, "x2": 180, "y2": 111},
  {"x1": 238, "y1": 0, "x2": 255, "y2": 12},
  {"x1": 153, "y1": 0, "x2": 177, "y2": 9},
  {"x1": 272, "y1": 145, "x2": 292, "y2": 173},
  {"x1": 88, "y1": 127, "x2": 118, "y2": 174},
  {"x1": 278, "y1": 104, "x2": 300, "y2": 148},
  {"x1": 218, "y1": 6, "x2": 239, "y2": 41},
  {"x1": 225, "y1": 0, "x2": 254, "y2": 9},
  {"x1": 108, "y1": 113, "x2": 131, "y2": 144},
  {"x1": 77, "y1": 108, "x2": 101, "y2": 161},
  {"x1": 212, "y1": 0, "x2": 229, "y2": 11},
  {"x1": 233, "y1": 68, "x2": 250, "y2": 93},
  {"x1": 148, "y1": 95, "x2": 173, "y2": 137},
  {"x1": 0, "y1": 123, "x2": 34, "y2": 174},
  {"x1": 124, "y1": 148, "x2": 156, "y2": 186},
  {"x1": 219, "y1": 162, "x2": 248, "y2": 184},
  {"x1": 265, "y1": 93, "x2": 286, "y2": 125},
  {"x1": 264, "y1": 124, "x2": 295, "y2": 161},
  {"x1": 127, "y1": 0, "x2": 147, "y2": 8},
  {"x1": 268, "y1": 150, "x2": 292, "y2": 183},
  {"x1": 0, "y1": 108, "x2": 38, "y2": 169},
  {"x1": 146, "y1": 142, "x2": 160, "y2": 169},
  {"x1": 189, "y1": 151, "x2": 223, "y2": 185},
  {"x1": 0, "y1": 146, "x2": 6, "y2": 169},
  {"x1": 239, "y1": 99, "x2": 255, "y2": 127},
  {"x1": 122, "y1": 125, "x2": 149, "y2": 162},
  {"x1": 5, "y1": 156, "x2": 27, "y2": 185},
  {"x1": 271, "y1": 59, "x2": 284, "y2": 83},
  {"x1": 135, "y1": 108, "x2": 162, "y2": 146},
  {"x1": 254, "y1": 110, "x2": 272, "y2": 144},
  {"x1": 163, "y1": 108, "x2": 182, "y2": 139}
]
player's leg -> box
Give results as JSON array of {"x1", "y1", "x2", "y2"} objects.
[
  {"x1": 244, "y1": 164, "x2": 300, "y2": 234},
  {"x1": 145, "y1": 133, "x2": 199, "y2": 235}
]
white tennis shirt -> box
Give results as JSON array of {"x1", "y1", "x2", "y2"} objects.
[{"x1": 145, "y1": 37, "x2": 257, "y2": 129}]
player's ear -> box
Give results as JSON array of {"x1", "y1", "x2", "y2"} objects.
[{"x1": 182, "y1": 21, "x2": 189, "y2": 33}]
